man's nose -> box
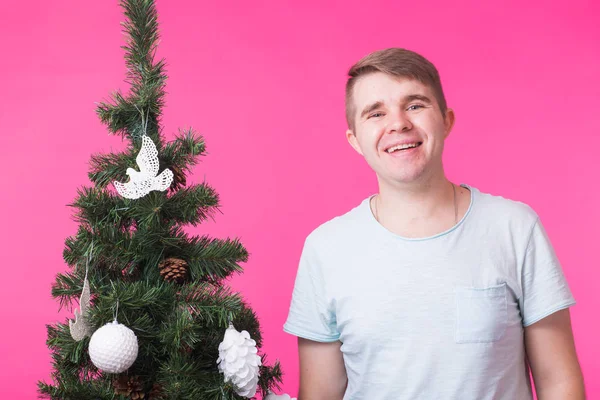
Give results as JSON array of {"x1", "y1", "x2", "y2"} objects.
[{"x1": 387, "y1": 111, "x2": 412, "y2": 133}]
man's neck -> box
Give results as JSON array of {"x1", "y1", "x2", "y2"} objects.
[{"x1": 372, "y1": 175, "x2": 468, "y2": 238}]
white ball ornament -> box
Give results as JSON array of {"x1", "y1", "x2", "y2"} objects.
[
  {"x1": 217, "y1": 323, "x2": 262, "y2": 398},
  {"x1": 88, "y1": 320, "x2": 138, "y2": 374}
]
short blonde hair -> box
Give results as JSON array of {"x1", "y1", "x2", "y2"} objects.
[{"x1": 345, "y1": 48, "x2": 448, "y2": 130}]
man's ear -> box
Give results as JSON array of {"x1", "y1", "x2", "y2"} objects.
[
  {"x1": 443, "y1": 108, "x2": 455, "y2": 139},
  {"x1": 346, "y1": 129, "x2": 364, "y2": 155}
]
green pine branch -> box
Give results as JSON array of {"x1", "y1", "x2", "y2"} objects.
[
  {"x1": 51, "y1": 271, "x2": 87, "y2": 310},
  {"x1": 162, "y1": 128, "x2": 207, "y2": 170},
  {"x1": 38, "y1": 377, "x2": 115, "y2": 400},
  {"x1": 157, "y1": 359, "x2": 240, "y2": 400},
  {"x1": 258, "y1": 358, "x2": 284, "y2": 397},
  {"x1": 161, "y1": 184, "x2": 220, "y2": 226},
  {"x1": 70, "y1": 183, "x2": 219, "y2": 232},
  {"x1": 121, "y1": 0, "x2": 163, "y2": 89},
  {"x1": 179, "y1": 283, "x2": 243, "y2": 328},
  {"x1": 96, "y1": 91, "x2": 161, "y2": 140},
  {"x1": 70, "y1": 186, "x2": 134, "y2": 229},
  {"x1": 63, "y1": 225, "x2": 133, "y2": 274},
  {"x1": 62, "y1": 223, "x2": 248, "y2": 283},
  {"x1": 180, "y1": 234, "x2": 248, "y2": 282},
  {"x1": 87, "y1": 149, "x2": 134, "y2": 190},
  {"x1": 231, "y1": 304, "x2": 263, "y2": 348},
  {"x1": 96, "y1": 0, "x2": 166, "y2": 140},
  {"x1": 46, "y1": 323, "x2": 91, "y2": 366}
]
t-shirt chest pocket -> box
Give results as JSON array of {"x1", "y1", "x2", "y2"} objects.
[{"x1": 454, "y1": 282, "x2": 508, "y2": 343}]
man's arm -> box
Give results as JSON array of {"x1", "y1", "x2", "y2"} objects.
[
  {"x1": 524, "y1": 309, "x2": 585, "y2": 399},
  {"x1": 298, "y1": 338, "x2": 347, "y2": 400}
]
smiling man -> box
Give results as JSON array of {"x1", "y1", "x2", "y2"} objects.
[{"x1": 283, "y1": 48, "x2": 585, "y2": 399}]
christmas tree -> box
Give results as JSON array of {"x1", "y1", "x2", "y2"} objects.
[{"x1": 38, "y1": 0, "x2": 283, "y2": 398}]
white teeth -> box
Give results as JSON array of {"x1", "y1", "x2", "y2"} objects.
[{"x1": 386, "y1": 143, "x2": 420, "y2": 153}]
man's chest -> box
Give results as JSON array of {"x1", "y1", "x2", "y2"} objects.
[{"x1": 325, "y1": 242, "x2": 523, "y2": 349}]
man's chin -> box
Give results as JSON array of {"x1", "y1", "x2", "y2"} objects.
[{"x1": 376, "y1": 171, "x2": 427, "y2": 187}]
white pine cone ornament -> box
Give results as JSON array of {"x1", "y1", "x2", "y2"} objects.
[
  {"x1": 217, "y1": 324, "x2": 262, "y2": 398},
  {"x1": 265, "y1": 391, "x2": 297, "y2": 400},
  {"x1": 88, "y1": 320, "x2": 138, "y2": 373}
]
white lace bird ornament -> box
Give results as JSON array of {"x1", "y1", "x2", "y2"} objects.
[{"x1": 114, "y1": 135, "x2": 173, "y2": 199}]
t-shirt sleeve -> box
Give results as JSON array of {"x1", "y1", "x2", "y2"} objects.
[
  {"x1": 519, "y1": 217, "x2": 576, "y2": 327},
  {"x1": 283, "y1": 236, "x2": 340, "y2": 342}
]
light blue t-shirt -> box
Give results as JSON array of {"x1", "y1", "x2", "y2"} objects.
[{"x1": 283, "y1": 184, "x2": 575, "y2": 400}]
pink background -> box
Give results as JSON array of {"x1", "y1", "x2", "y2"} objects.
[{"x1": 0, "y1": 0, "x2": 598, "y2": 398}]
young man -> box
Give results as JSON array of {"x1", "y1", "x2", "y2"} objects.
[{"x1": 283, "y1": 48, "x2": 585, "y2": 399}]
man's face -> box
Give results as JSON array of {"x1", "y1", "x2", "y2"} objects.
[{"x1": 347, "y1": 72, "x2": 454, "y2": 186}]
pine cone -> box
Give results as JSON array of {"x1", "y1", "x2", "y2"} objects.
[
  {"x1": 148, "y1": 383, "x2": 164, "y2": 399},
  {"x1": 170, "y1": 165, "x2": 187, "y2": 191},
  {"x1": 158, "y1": 257, "x2": 188, "y2": 283},
  {"x1": 113, "y1": 375, "x2": 145, "y2": 399}
]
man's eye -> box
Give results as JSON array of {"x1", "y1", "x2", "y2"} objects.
[
  {"x1": 369, "y1": 112, "x2": 384, "y2": 118},
  {"x1": 407, "y1": 104, "x2": 424, "y2": 111}
]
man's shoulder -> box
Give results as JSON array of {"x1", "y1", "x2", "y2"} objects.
[
  {"x1": 473, "y1": 185, "x2": 539, "y2": 225},
  {"x1": 304, "y1": 197, "x2": 369, "y2": 246}
]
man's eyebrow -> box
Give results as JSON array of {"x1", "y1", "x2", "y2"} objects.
[
  {"x1": 360, "y1": 101, "x2": 384, "y2": 119},
  {"x1": 403, "y1": 94, "x2": 432, "y2": 104}
]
